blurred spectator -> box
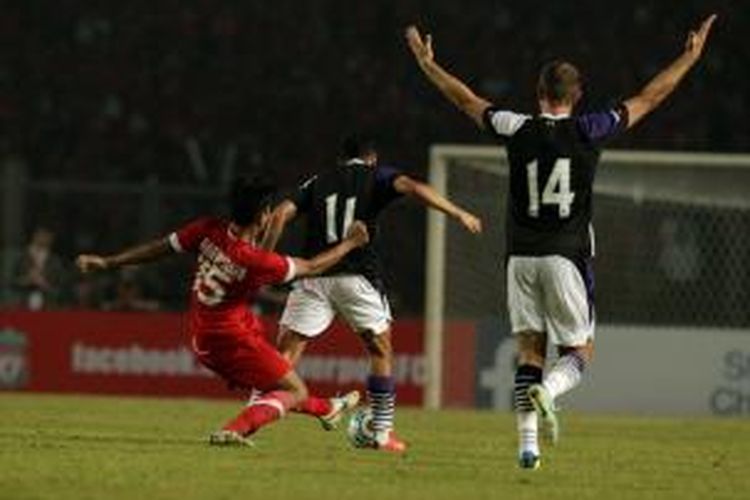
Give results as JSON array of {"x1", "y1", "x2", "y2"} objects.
[
  {"x1": 0, "y1": 1, "x2": 745, "y2": 315},
  {"x1": 12, "y1": 228, "x2": 65, "y2": 310},
  {"x1": 71, "y1": 276, "x2": 102, "y2": 310},
  {"x1": 2, "y1": 1, "x2": 742, "y2": 188},
  {"x1": 103, "y1": 270, "x2": 160, "y2": 312}
]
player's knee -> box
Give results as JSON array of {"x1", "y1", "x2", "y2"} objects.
[
  {"x1": 278, "y1": 329, "x2": 308, "y2": 366},
  {"x1": 281, "y1": 344, "x2": 303, "y2": 366},
  {"x1": 576, "y1": 344, "x2": 594, "y2": 364},
  {"x1": 518, "y1": 351, "x2": 545, "y2": 368},
  {"x1": 559, "y1": 341, "x2": 594, "y2": 364},
  {"x1": 295, "y1": 383, "x2": 309, "y2": 403},
  {"x1": 280, "y1": 371, "x2": 309, "y2": 404},
  {"x1": 361, "y1": 330, "x2": 392, "y2": 360},
  {"x1": 517, "y1": 347, "x2": 545, "y2": 367}
]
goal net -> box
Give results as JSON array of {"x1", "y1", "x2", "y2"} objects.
[{"x1": 424, "y1": 145, "x2": 750, "y2": 409}]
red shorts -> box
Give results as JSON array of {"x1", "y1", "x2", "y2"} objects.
[{"x1": 191, "y1": 329, "x2": 291, "y2": 393}]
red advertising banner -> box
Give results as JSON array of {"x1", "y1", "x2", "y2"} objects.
[{"x1": 0, "y1": 311, "x2": 475, "y2": 405}]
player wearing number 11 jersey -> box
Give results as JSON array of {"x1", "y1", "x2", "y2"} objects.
[
  {"x1": 407, "y1": 14, "x2": 716, "y2": 468},
  {"x1": 76, "y1": 177, "x2": 370, "y2": 446},
  {"x1": 263, "y1": 136, "x2": 482, "y2": 452}
]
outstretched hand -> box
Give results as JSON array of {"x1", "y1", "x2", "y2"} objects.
[
  {"x1": 76, "y1": 254, "x2": 109, "y2": 274},
  {"x1": 405, "y1": 25, "x2": 434, "y2": 67},
  {"x1": 684, "y1": 14, "x2": 717, "y2": 61},
  {"x1": 458, "y1": 211, "x2": 483, "y2": 235}
]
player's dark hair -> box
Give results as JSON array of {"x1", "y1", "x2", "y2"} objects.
[
  {"x1": 340, "y1": 134, "x2": 377, "y2": 160},
  {"x1": 228, "y1": 176, "x2": 277, "y2": 226},
  {"x1": 537, "y1": 60, "x2": 582, "y2": 104}
]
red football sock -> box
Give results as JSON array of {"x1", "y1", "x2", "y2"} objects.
[
  {"x1": 223, "y1": 391, "x2": 296, "y2": 436},
  {"x1": 294, "y1": 396, "x2": 333, "y2": 417}
]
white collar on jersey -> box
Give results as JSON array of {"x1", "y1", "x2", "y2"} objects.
[
  {"x1": 540, "y1": 112, "x2": 571, "y2": 120},
  {"x1": 345, "y1": 158, "x2": 367, "y2": 166}
]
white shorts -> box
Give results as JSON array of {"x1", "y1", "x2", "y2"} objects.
[
  {"x1": 279, "y1": 275, "x2": 392, "y2": 338},
  {"x1": 506, "y1": 255, "x2": 595, "y2": 347}
]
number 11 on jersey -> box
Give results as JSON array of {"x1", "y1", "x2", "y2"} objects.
[
  {"x1": 526, "y1": 158, "x2": 575, "y2": 218},
  {"x1": 325, "y1": 194, "x2": 357, "y2": 243}
]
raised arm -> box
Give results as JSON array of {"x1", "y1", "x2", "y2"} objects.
[
  {"x1": 624, "y1": 14, "x2": 717, "y2": 129},
  {"x1": 393, "y1": 174, "x2": 482, "y2": 234},
  {"x1": 260, "y1": 199, "x2": 298, "y2": 251},
  {"x1": 406, "y1": 25, "x2": 492, "y2": 128},
  {"x1": 292, "y1": 221, "x2": 369, "y2": 277},
  {"x1": 76, "y1": 237, "x2": 173, "y2": 274}
]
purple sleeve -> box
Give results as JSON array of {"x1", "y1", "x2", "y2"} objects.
[
  {"x1": 576, "y1": 105, "x2": 629, "y2": 142},
  {"x1": 374, "y1": 165, "x2": 403, "y2": 202}
]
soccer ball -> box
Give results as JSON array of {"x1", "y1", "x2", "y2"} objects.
[{"x1": 346, "y1": 407, "x2": 376, "y2": 448}]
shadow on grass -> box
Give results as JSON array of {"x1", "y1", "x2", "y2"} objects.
[{"x1": 0, "y1": 429, "x2": 201, "y2": 448}]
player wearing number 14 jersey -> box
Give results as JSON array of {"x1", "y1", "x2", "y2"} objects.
[
  {"x1": 407, "y1": 14, "x2": 716, "y2": 468},
  {"x1": 76, "y1": 177, "x2": 369, "y2": 445},
  {"x1": 263, "y1": 136, "x2": 482, "y2": 452}
]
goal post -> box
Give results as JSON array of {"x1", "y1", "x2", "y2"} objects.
[
  {"x1": 423, "y1": 147, "x2": 446, "y2": 410},
  {"x1": 423, "y1": 145, "x2": 750, "y2": 410},
  {"x1": 424, "y1": 145, "x2": 506, "y2": 409}
]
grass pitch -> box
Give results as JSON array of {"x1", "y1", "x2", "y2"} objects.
[{"x1": 0, "y1": 393, "x2": 747, "y2": 500}]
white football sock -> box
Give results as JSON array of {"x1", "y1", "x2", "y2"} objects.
[
  {"x1": 543, "y1": 352, "x2": 586, "y2": 400},
  {"x1": 514, "y1": 365, "x2": 542, "y2": 456},
  {"x1": 517, "y1": 411, "x2": 539, "y2": 456}
]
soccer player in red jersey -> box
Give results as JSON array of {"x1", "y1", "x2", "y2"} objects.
[{"x1": 76, "y1": 177, "x2": 370, "y2": 446}]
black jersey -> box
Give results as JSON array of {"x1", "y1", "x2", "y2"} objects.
[
  {"x1": 290, "y1": 159, "x2": 403, "y2": 288},
  {"x1": 483, "y1": 106, "x2": 628, "y2": 263}
]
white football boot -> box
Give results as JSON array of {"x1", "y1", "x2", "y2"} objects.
[
  {"x1": 319, "y1": 390, "x2": 361, "y2": 431},
  {"x1": 208, "y1": 430, "x2": 254, "y2": 447},
  {"x1": 528, "y1": 384, "x2": 559, "y2": 445}
]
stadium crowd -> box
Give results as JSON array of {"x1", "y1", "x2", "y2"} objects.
[{"x1": 0, "y1": 0, "x2": 745, "y2": 313}]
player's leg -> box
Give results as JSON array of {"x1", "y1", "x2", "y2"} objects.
[
  {"x1": 274, "y1": 279, "x2": 360, "y2": 428},
  {"x1": 333, "y1": 276, "x2": 404, "y2": 452},
  {"x1": 202, "y1": 334, "x2": 308, "y2": 446},
  {"x1": 543, "y1": 339, "x2": 593, "y2": 400},
  {"x1": 277, "y1": 326, "x2": 320, "y2": 414},
  {"x1": 359, "y1": 327, "x2": 405, "y2": 451},
  {"x1": 246, "y1": 302, "x2": 318, "y2": 406},
  {"x1": 539, "y1": 256, "x2": 595, "y2": 401},
  {"x1": 507, "y1": 256, "x2": 547, "y2": 468},
  {"x1": 277, "y1": 325, "x2": 310, "y2": 365},
  {"x1": 514, "y1": 331, "x2": 547, "y2": 467},
  {"x1": 245, "y1": 329, "x2": 310, "y2": 406},
  {"x1": 278, "y1": 327, "x2": 324, "y2": 417},
  {"x1": 277, "y1": 325, "x2": 361, "y2": 428},
  {"x1": 215, "y1": 369, "x2": 309, "y2": 445},
  {"x1": 529, "y1": 256, "x2": 596, "y2": 445}
]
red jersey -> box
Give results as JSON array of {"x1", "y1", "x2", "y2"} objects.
[{"x1": 168, "y1": 217, "x2": 295, "y2": 337}]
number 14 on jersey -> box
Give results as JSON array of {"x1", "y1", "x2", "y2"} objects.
[{"x1": 526, "y1": 158, "x2": 575, "y2": 218}]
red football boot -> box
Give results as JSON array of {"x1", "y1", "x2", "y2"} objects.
[{"x1": 375, "y1": 430, "x2": 407, "y2": 453}]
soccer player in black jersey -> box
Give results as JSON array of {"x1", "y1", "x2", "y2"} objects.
[
  {"x1": 407, "y1": 14, "x2": 716, "y2": 468},
  {"x1": 263, "y1": 136, "x2": 482, "y2": 452}
]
